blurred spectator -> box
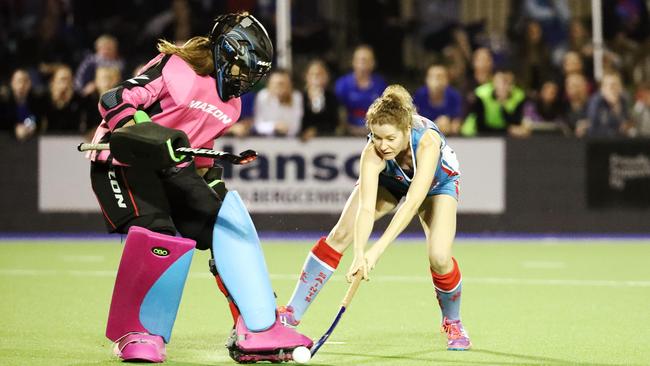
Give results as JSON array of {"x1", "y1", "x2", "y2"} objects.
[
  {"x1": 227, "y1": 91, "x2": 257, "y2": 138},
  {"x1": 74, "y1": 34, "x2": 125, "y2": 97},
  {"x1": 562, "y1": 73, "x2": 591, "y2": 135},
  {"x1": 443, "y1": 44, "x2": 469, "y2": 93},
  {"x1": 38, "y1": 65, "x2": 86, "y2": 134},
  {"x1": 462, "y1": 68, "x2": 530, "y2": 138},
  {"x1": 413, "y1": 64, "x2": 463, "y2": 136},
  {"x1": 523, "y1": 80, "x2": 567, "y2": 135},
  {"x1": 631, "y1": 81, "x2": 650, "y2": 137},
  {"x1": 0, "y1": 69, "x2": 40, "y2": 141},
  {"x1": 558, "y1": 19, "x2": 594, "y2": 71},
  {"x1": 465, "y1": 47, "x2": 494, "y2": 101},
  {"x1": 510, "y1": 0, "x2": 570, "y2": 48},
  {"x1": 562, "y1": 51, "x2": 586, "y2": 78},
  {"x1": 581, "y1": 72, "x2": 632, "y2": 138},
  {"x1": 470, "y1": 47, "x2": 494, "y2": 86},
  {"x1": 300, "y1": 60, "x2": 339, "y2": 141},
  {"x1": 560, "y1": 51, "x2": 596, "y2": 97},
  {"x1": 560, "y1": 51, "x2": 594, "y2": 93},
  {"x1": 568, "y1": 18, "x2": 593, "y2": 56},
  {"x1": 515, "y1": 20, "x2": 554, "y2": 94},
  {"x1": 335, "y1": 45, "x2": 387, "y2": 136},
  {"x1": 81, "y1": 66, "x2": 121, "y2": 138},
  {"x1": 253, "y1": 69, "x2": 303, "y2": 137}
]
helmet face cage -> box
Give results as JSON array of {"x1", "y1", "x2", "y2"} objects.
[{"x1": 210, "y1": 14, "x2": 273, "y2": 100}]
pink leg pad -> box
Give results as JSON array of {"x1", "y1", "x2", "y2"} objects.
[{"x1": 106, "y1": 226, "x2": 195, "y2": 343}]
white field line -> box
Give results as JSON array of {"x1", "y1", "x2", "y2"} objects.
[{"x1": 0, "y1": 269, "x2": 649, "y2": 288}]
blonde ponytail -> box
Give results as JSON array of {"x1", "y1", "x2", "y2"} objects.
[
  {"x1": 365, "y1": 84, "x2": 415, "y2": 130},
  {"x1": 157, "y1": 37, "x2": 214, "y2": 76}
]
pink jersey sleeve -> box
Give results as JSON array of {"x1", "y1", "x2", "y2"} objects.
[
  {"x1": 98, "y1": 54, "x2": 169, "y2": 130},
  {"x1": 90, "y1": 54, "x2": 243, "y2": 169}
]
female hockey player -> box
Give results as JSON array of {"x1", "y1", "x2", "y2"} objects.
[{"x1": 280, "y1": 85, "x2": 471, "y2": 351}]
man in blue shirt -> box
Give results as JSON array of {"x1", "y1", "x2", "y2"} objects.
[
  {"x1": 413, "y1": 64, "x2": 463, "y2": 135},
  {"x1": 335, "y1": 45, "x2": 387, "y2": 136}
]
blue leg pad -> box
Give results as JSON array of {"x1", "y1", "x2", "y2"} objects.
[
  {"x1": 140, "y1": 250, "x2": 194, "y2": 341},
  {"x1": 212, "y1": 191, "x2": 276, "y2": 332}
]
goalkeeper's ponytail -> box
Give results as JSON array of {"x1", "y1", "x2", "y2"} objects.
[{"x1": 157, "y1": 37, "x2": 214, "y2": 76}]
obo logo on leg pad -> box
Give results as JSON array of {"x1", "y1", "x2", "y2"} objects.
[{"x1": 151, "y1": 247, "x2": 170, "y2": 257}]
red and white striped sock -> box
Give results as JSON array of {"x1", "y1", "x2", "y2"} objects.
[{"x1": 287, "y1": 237, "x2": 342, "y2": 321}]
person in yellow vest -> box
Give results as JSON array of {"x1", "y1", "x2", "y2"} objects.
[{"x1": 461, "y1": 68, "x2": 530, "y2": 137}]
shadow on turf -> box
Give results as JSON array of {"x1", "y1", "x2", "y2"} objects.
[
  {"x1": 321, "y1": 348, "x2": 637, "y2": 366},
  {"x1": 70, "y1": 361, "x2": 336, "y2": 366},
  {"x1": 66, "y1": 349, "x2": 637, "y2": 366},
  {"x1": 69, "y1": 358, "x2": 335, "y2": 366},
  {"x1": 69, "y1": 358, "x2": 228, "y2": 366}
]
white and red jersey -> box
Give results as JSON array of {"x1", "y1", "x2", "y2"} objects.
[{"x1": 89, "y1": 53, "x2": 241, "y2": 169}]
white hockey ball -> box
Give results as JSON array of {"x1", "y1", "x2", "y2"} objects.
[{"x1": 292, "y1": 346, "x2": 311, "y2": 364}]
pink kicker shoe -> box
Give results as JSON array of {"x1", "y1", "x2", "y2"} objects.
[
  {"x1": 441, "y1": 317, "x2": 472, "y2": 351},
  {"x1": 226, "y1": 314, "x2": 313, "y2": 363},
  {"x1": 113, "y1": 332, "x2": 166, "y2": 363},
  {"x1": 278, "y1": 305, "x2": 300, "y2": 327}
]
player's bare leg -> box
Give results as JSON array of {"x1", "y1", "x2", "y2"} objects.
[
  {"x1": 419, "y1": 194, "x2": 471, "y2": 350},
  {"x1": 281, "y1": 186, "x2": 397, "y2": 326}
]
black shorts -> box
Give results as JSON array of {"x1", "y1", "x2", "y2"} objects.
[
  {"x1": 378, "y1": 172, "x2": 460, "y2": 201},
  {"x1": 378, "y1": 173, "x2": 409, "y2": 201},
  {"x1": 90, "y1": 161, "x2": 224, "y2": 250}
]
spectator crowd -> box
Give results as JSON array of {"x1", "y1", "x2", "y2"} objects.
[{"x1": 2, "y1": 0, "x2": 650, "y2": 142}]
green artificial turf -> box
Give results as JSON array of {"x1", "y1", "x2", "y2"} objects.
[{"x1": 1, "y1": 239, "x2": 649, "y2": 365}]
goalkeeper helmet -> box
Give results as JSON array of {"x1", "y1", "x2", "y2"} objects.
[{"x1": 209, "y1": 12, "x2": 273, "y2": 101}]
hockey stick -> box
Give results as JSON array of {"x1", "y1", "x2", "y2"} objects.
[
  {"x1": 310, "y1": 272, "x2": 363, "y2": 357},
  {"x1": 77, "y1": 143, "x2": 257, "y2": 165}
]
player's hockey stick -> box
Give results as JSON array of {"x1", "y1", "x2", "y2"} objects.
[
  {"x1": 310, "y1": 272, "x2": 363, "y2": 357},
  {"x1": 77, "y1": 143, "x2": 257, "y2": 165}
]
